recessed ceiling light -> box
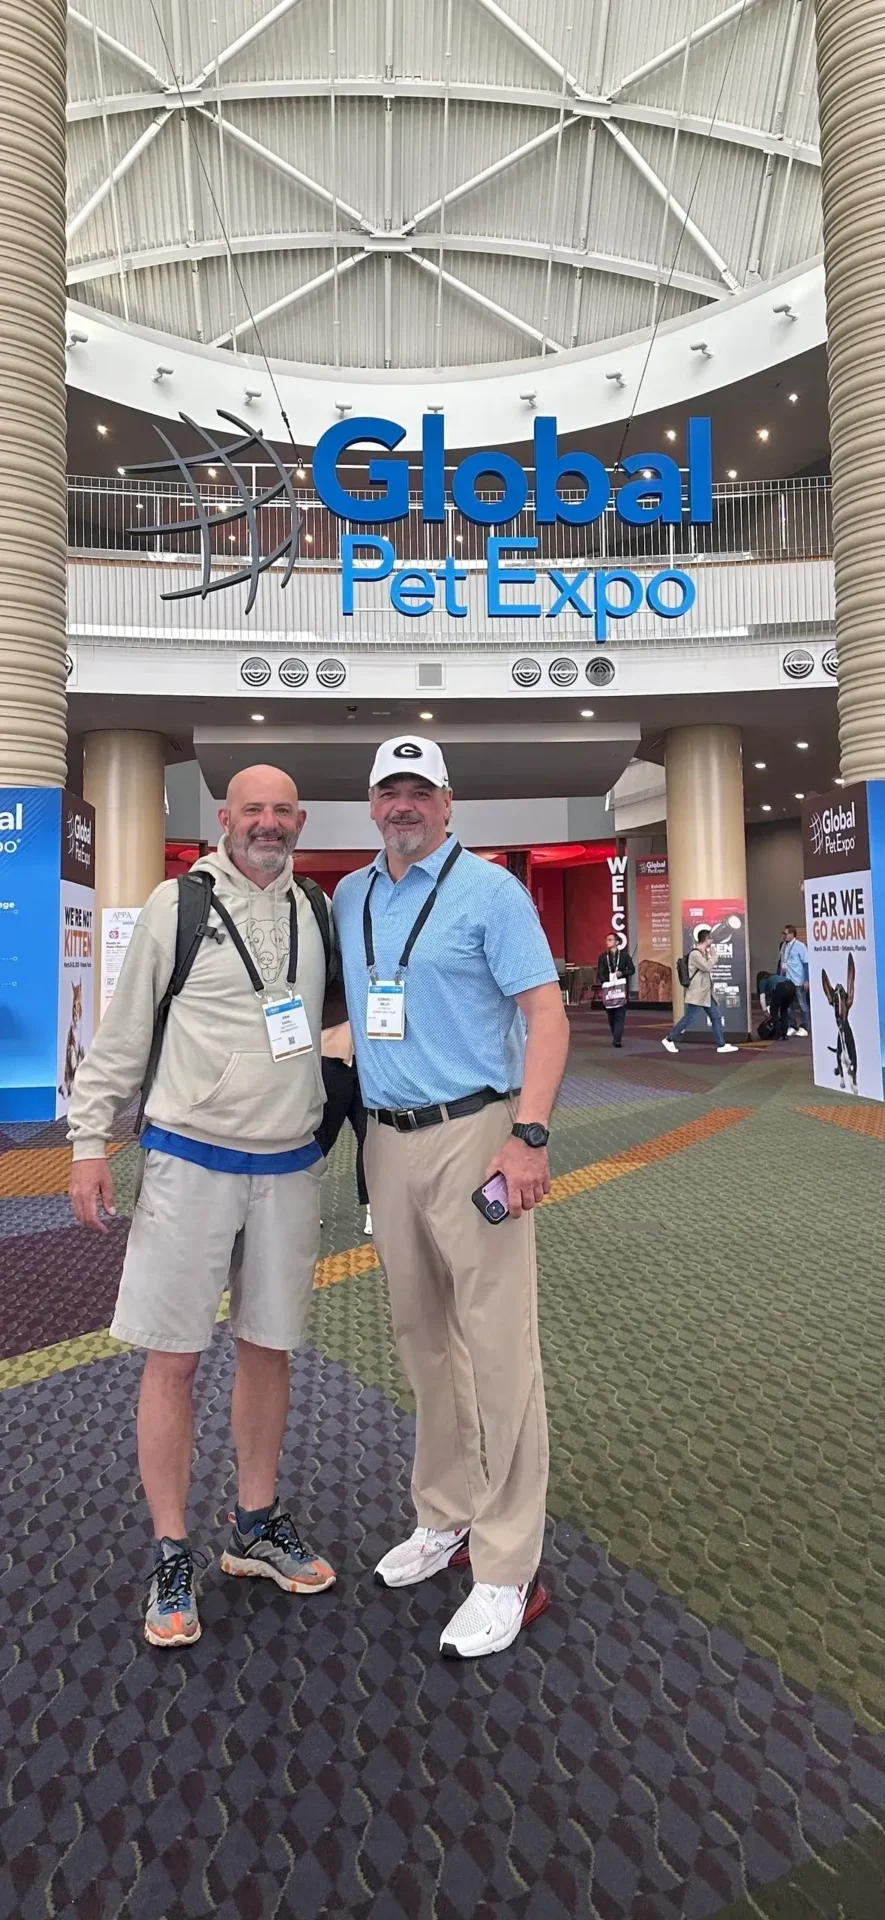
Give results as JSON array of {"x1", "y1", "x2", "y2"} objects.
[
  {"x1": 228, "y1": 534, "x2": 236, "y2": 544},
  {"x1": 304, "y1": 532, "x2": 313, "y2": 543},
  {"x1": 207, "y1": 466, "x2": 218, "y2": 477},
  {"x1": 251, "y1": 713, "x2": 264, "y2": 722},
  {"x1": 116, "y1": 465, "x2": 125, "y2": 476},
  {"x1": 455, "y1": 534, "x2": 463, "y2": 544},
  {"x1": 665, "y1": 429, "x2": 677, "y2": 442},
  {"x1": 796, "y1": 740, "x2": 809, "y2": 749},
  {"x1": 757, "y1": 427, "x2": 770, "y2": 442},
  {"x1": 580, "y1": 708, "x2": 594, "y2": 718},
  {"x1": 761, "y1": 804, "x2": 772, "y2": 812},
  {"x1": 726, "y1": 468, "x2": 738, "y2": 480},
  {"x1": 754, "y1": 760, "x2": 766, "y2": 769},
  {"x1": 641, "y1": 469, "x2": 654, "y2": 480},
  {"x1": 795, "y1": 792, "x2": 805, "y2": 800},
  {"x1": 419, "y1": 710, "x2": 434, "y2": 720},
  {"x1": 136, "y1": 502, "x2": 145, "y2": 512},
  {"x1": 834, "y1": 777, "x2": 845, "y2": 786},
  {"x1": 96, "y1": 424, "x2": 109, "y2": 437},
  {"x1": 788, "y1": 392, "x2": 799, "y2": 403}
]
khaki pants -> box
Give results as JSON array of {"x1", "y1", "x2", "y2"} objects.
[{"x1": 364, "y1": 1101, "x2": 549, "y2": 1585}]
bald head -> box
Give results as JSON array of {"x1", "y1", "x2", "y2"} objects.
[{"x1": 219, "y1": 764, "x2": 307, "y2": 887}]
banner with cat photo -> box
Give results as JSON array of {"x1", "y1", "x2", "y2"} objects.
[{"x1": 56, "y1": 795, "x2": 96, "y2": 1119}]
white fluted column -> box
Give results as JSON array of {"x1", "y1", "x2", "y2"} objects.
[
  {"x1": 0, "y1": 0, "x2": 68, "y2": 785},
  {"x1": 815, "y1": 0, "x2": 885, "y2": 780}
]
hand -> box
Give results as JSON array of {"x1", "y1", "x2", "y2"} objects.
[
  {"x1": 70, "y1": 1156, "x2": 117, "y2": 1232},
  {"x1": 485, "y1": 1136, "x2": 550, "y2": 1219}
]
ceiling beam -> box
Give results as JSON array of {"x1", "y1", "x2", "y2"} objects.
[
  {"x1": 64, "y1": 80, "x2": 821, "y2": 166},
  {"x1": 603, "y1": 122, "x2": 741, "y2": 292},
  {"x1": 468, "y1": 0, "x2": 587, "y2": 97},
  {"x1": 406, "y1": 251, "x2": 565, "y2": 353},
  {"x1": 67, "y1": 7, "x2": 169, "y2": 91},
  {"x1": 210, "y1": 251, "x2": 370, "y2": 348},
  {"x1": 190, "y1": 0, "x2": 309, "y2": 91},
  {"x1": 67, "y1": 228, "x2": 722, "y2": 299},
  {"x1": 66, "y1": 109, "x2": 173, "y2": 242},
  {"x1": 611, "y1": 0, "x2": 774, "y2": 98},
  {"x1": 194, "y1": 108, "x2": 376, "y2": 233},
  {"x1": 404, "y1": 115, "x2": 581, "y2": 233}
]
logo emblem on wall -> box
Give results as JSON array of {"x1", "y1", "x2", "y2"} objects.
[
  {"x1": 810, "y1": 811, "x2": 825, "y2": 856},
  {"x1": 124, "y1": 412, "x2": 303, "y2": 615},
  {"x1": 511, "y1": 659, "x2": 542, "y2": 688},
  {"x1": 822, "y1": 646, "x2": 838, "y2": 678},
  {"x1": 549, "y1": 658, "x2": 578, "y2": 687},
  {"x1": 782, "y1": 647, "x2": 814, "y2": 680},
  {"x1": 278, "y1": 656, "x2": 309, "y2": 688},
  {"x1": 586, "y1": 657, "x2": 616, "y2": 687},
  {"x1": 315, "y1": 658, "x2": 347, "y2": 688},
  {"x1": 239, "y1": 656, "x2": 272, "y2": 688}
]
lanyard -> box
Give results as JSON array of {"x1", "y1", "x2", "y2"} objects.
[
  {"x1": 211, "y1": 890, "x2": 299, "y2": 993},
  {"x1": 363, "y1": 840, "x2": 462, "y2": 980}
]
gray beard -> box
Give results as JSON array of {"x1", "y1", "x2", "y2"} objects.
[
  {"x1": 384, "y1": 822, "x2": 428, "y2": 857},
  {"x1": 229, "y1": 830, "x2": 296, "y2": 876}
]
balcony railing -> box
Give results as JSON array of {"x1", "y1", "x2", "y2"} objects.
[{"x1": 67, "y1": 473, "x2": 834, "y2": 570}]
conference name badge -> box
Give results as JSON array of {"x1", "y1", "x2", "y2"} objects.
[
  {"x1": 262, "y1": 993, "x2": 313, "y2": 1060},
  {"x1": 367, "y1": 980, "x2": 405, "y2": 1041}
]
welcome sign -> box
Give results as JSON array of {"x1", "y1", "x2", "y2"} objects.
[{"x1": 312, "y1": 414, "x2": 712, "y2": 631}]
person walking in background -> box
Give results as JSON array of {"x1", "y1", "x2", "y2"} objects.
[
  {"x1": 596, "y1": 932, "x2": 635, "y2": 1048},
  {"x1": 663, "y1": 928, "x2": 739, "y2": 1055},
  {"x1": 780, "y1": 925, "x2": 810, "y2": 1035},
  {"x1": 334, "y1": 736, "x2": 569, "y2": 1661},
  {"x1": 316, "y1": 1021, "x2": 372, "y2": 1235},
  {"x1": 768, "y1": 974, "x2": 798, "y2": 1042}
]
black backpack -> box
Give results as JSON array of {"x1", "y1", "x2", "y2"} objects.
[
  {"x1": 135, "y1": 871, "x2": 339, "y2": 1133},
  {"x1": 676, "y1": 951, "x2": 693, "y2": 990}
]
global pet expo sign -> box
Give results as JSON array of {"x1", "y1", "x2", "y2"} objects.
[
  {"x1": 314, "y1": 414, "x2": 712, "y2": 633},
  {"x1": 0, "y1": 789, "x2": 96, "y2": 1123},
  {"x1": 802, "y1": 784, "x2": 885, "y2": 1102}
]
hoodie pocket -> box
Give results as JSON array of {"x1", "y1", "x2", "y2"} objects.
[
  {"x1": 185, "y1": 1047, "x2": 324, "y2": 1141},
  {"x1": 189, "y1": 1054, "x2": 239, "y2": 1111}
]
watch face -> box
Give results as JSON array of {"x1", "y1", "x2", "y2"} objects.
[{"x1": 524, "y1": 1123, "x2": 548, "y2": 1148}]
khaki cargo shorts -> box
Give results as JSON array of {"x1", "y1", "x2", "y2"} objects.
[{"x1": 110, "y1": 1148, "x2": 322, "y2": 1353}]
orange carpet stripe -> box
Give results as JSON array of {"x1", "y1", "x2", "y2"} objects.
[
  {"x1": 798, "y1": 1103, "x2": 885, "y2": 1139},
  {"x1": 0, "y1": 1104, "x2": 752, "y2": 1394},
  {"x1": 0, "y1": 1140, "x2": 127, "y2": 1199},
  {"x1": 545, "y1": 1106, "x2": 751, "y2": 1202}
]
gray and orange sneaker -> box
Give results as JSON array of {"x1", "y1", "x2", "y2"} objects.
[
  {"x1": 220, "y1": 1500, "x2": 336, "y2": 1595},
  {"x1": 144, "y1": 1539, "x2": 202, "y2": 1648}
]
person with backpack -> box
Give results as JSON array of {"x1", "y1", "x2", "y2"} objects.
[
  {"x1": 68, "y1": 765, "x2": 338, "y2": 1649},
  {"x1": 663, "y1": 928, "x2": 740, "y2": 1055}
]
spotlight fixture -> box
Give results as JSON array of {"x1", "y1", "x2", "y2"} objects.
[
  {"x1": 690, "y1": 341, "x2": 712, "y2": 358},
  {"x1": 665, "y1": 429, "x2": 677, "y2": 442},
  {"x1": 243, "y1": 387, "x2": 262, "y2": 405},
  {"x1": 419, "y1": 710, "x2": 434, "y2": 720},
  {"x1": 426, "y1": 404, "x2": 444, "y2": 414},
  {"x1": 726, "y1": 468, "x2": 738, "y2": 480},
  {"x1": 295, "y1": 463, "x2": 307, "y2": 481},
  {"x1": 580, "y1": 708, "x2": 594, "y2": 718},
  {"x1": 117, "y1": 466, "x2": 125, "y2": 476},
  {"x1": 334, "y1": 401, "x2": 352, "y2": 417},
  {"x1": 761, "y1": 804, "x2": 772, "y2": 812},
  {"x1": 754, "y1": 761, "x2": 766, "y2": 770},
  {"x1": 67, "y1": 329, "x2": 89, "y2": 347},
  {"x1": 606, "y1": 370, "x2": 625, "y2": 388},
  {"x1": 251, "y1": 713, "x2": 265, "y2": 722},
  {"x1": 796, "y1": 740, "x2": 809, "y2": 750},
  {"x1": 153, "y1": 364, "x2": 174, "y2": 382},
  {"x1": 757, "y1": 428, "x2": 770, "y2": 442},
  {"x1": 519, "y1": 391, "x2": 537, "y2": 408},
  {"x1": 773, "y1": 301, "x2": 797, "y2": 320},
  {"x1": 96, "y1": 424, "x2": 109, "y2": 437}
]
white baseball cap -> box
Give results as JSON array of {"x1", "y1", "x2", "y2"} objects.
[{"x1": 369, "y1": 735, "x2": 450, "y2": 789}]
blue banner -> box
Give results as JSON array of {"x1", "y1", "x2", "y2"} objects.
[{"x1": 0, "y1": 789, "x2": 62, "y2": 1123}]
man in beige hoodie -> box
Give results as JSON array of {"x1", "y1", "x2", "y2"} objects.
[{"x1": 68, "y1": 765, "x2": 336, "y2": 1648}]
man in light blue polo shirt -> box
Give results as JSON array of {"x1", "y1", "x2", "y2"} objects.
[
  {"x1": 780, "y1": 924, "x2": 810, "y2": 1034},
  {"x1": 334, "y1": 736, "x2": 569, "y2": 1661}
]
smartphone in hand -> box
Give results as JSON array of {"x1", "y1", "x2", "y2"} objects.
[{"x1": 471, "y1": 1172, "x2": 510, "y2": 1224}]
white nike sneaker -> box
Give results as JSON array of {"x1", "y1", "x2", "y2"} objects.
[
  {"x1": 662, "y1": 1037, "x2": 678, "y2": 1054},
  {"x1": 440, "y1": 1575, "x2": 548, "y2": 1659},
  {"x1": 795, "y1": 1027, "x2": 808, "y2": 1037},
  {"x1": 759, "y1": 994, "x2": 768, "y2": 1013},
  {"x1": 717, "y1": 1043, "x2": 739, "y2": 1053},
  {"x1": 363, "y1": 1206, "x2": 372, "y2": 1236},
  {"x1": 374, "y1": 1525, "x2": 469, "y2": 1589}
]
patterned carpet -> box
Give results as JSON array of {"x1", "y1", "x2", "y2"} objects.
[{"x1": 1, "y1": 1013, "x2": 883, "y2": 1919}]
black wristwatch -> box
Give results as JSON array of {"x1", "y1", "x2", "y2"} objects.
[{"x1": 511, "y1": 1122, "x2": 549, "y2": 1149}]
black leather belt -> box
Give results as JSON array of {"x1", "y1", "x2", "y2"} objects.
[{"x1": 371, "y1": 1087, "x2": 510, "y2": 1132}]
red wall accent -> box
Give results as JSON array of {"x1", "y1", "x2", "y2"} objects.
[
  {"x1": 564, "y1": 862, "x2": 619, "y2": 964},
  {"x1": 532, "y1": 868, "x2": 565, "y2": 959}
]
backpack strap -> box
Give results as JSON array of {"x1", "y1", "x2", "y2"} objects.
[
  {"x1": 293, "y1": 873, "x2": 335, "y2": 988},
  {"x1": 135, "y1": 873, "x2": 216, "y2": 1135}
]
